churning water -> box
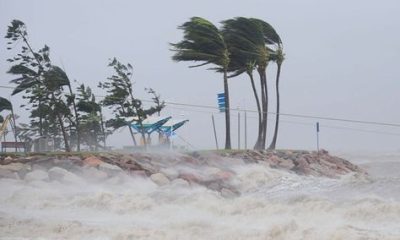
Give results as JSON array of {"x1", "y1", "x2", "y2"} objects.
[{"x1": 1, "y1": 152, "x2": 400, "y2": 240}]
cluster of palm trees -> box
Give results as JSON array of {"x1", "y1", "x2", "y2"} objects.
[{"x1": 171, "y1": 17, "x2": 284, "y2": 150}]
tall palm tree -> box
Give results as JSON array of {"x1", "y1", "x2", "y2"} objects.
[
  {"x1": 222, "y1": 17, "x2": 276, "y2": 149},
  {"x1": 171, "y1": 17, "x2": 232, "y2": 149},
  {"x1": 268, "y1": 46, "x2": 285, "y2": 150}
]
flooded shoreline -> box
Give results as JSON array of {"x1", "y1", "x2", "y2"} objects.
[{"x1": 0, "y1": 151, "x2": 399, "y2": 239}]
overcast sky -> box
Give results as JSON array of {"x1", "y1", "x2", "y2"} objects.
[{"x1": 1, "y1": 0, "x2": 400, "y2": 152}]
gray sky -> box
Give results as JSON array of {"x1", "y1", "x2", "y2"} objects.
[{"x1": 1, "y1": 0, "x2": 400, "y2": 152}]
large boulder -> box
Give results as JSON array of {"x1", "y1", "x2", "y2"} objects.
[
  {"x1": 48, "y1": 167, "x2": 82, "y2": 184},
  {"x1": 150, "y1": 173, "x2": 170, "y2": 186},
  {"x1": 25, "y1": 169, "x2": 49, "y2": 181},
  {"x1": 98, "y1": 162, "x2": 123, "y2": 176}
]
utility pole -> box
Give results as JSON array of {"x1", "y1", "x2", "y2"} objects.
[
  {"x1": 244, "y1": 111, "x2": 247, "y2": 149},
  {"x1": 238, "y1": 111, "x2": 241, "y2": 149},
  {"x1": 316, "y1": 122, "x2": 320, "y2": 153},
  {"x1": 211, "y1": 114, "x2": 219, "y2": 150}
]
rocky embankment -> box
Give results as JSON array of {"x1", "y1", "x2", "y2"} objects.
[{"x1": 0, "y1": 150, "x2": 366, "y2": 197}]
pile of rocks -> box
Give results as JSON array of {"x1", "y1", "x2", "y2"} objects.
[
  {"x1": 221, "y1": 149, "x2": 366, "y2": 178},
  {"x1": 0, "y1": 150, "x2": 366, "y2": 197}
]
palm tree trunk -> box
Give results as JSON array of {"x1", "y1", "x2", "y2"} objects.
[
  {"x1": 67, "y1": 83, "x2": 80, "y2": 151},
  {"x1": 38, "y1": 99, "x2": 43, "y2": 137},
  {"x1": 257, "y1": 68, "x2": 268, "y2": 149},
  {"x1": 268, "y1": 63, "x2": 282, "y2": 150},
  {"x1": 10, "y1": 107, "x2": 18, "y2": 152},
  {"x1": 121, "y1": 107, "x2": 137, "y2": 146},
  {"x1": 262, "y1": 70, "x2": 269, "y2": 148},
  {"x1": 52, "y1": 93, "x2": 70, "y2": 152},
  {"x1": 223, "y1": 70, "x2": 231, "y2": 149},
  {"x1": 99, "y1": 108, "x2": 107, "y2": 149},
  {"x1": 247, "y1": 72, "x2": 262, "y2": 150}
]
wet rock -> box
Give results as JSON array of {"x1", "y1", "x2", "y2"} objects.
[
  {"x1": 214, "y1": 170, "x2": 234, "y2": 181},
  {"x1": 292, "y1": 158, "x2": 312, "y2": 175},
  {"x1": 25, "y1": 169, "x2": 49, "y2": 181},
  {"x1": 53, "y1": 159, "x2": 76, "y2": 170},
  {"x1": 99, "y1": 162, "x2": 123, "y2": 176},
  {"x1": 278, "y1": 159, "x2": 295, "y2": 170},
  {"x1": 131, "y1": 170, "x2": 147, "y2": 177},
  {"x1": 171, "y1": 178, "x2": 190, "y2": 188},
  {"x1": 81, "y1": 167, "x2": 108, "y2": 181},
  {"x1": 221, "y1": 188, "x2": 239, "y2": 198},
  {"x1": 32, "y1": 164, "x2": 49, "y2": 171},
  {"x1": 48, "y1": 167, "x2": 81, "y2": 183},
  {"x1": 160, "y1": 167, "x2": 179, "y2": 179},
  {"x1": 83, "y1": 156, "x2": 104, "y2": 167},
  {"x1": 179, "y1": 173, "x2": 204, "y2": 184},
  {"x1": 208, "y1": 182, "x2": 222, "y2": 191},
  {"x1": 0, "y1": 169, "x2": 19, "y2": 179},
  {"x1": 0, "y1": 162, "x2": 27, "y2": 172},
  {"x1": 150, "y1": 173, "x2": 170, "y2": 186}
]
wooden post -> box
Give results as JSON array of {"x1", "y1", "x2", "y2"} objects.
[
  {"x1": 211, "y1": 114, "x2": 219, "y2": 150},
  {"x1": 244, "y1": 111, "x2": 247, "y2": 149},
  {"x1": 238, "y1": 111, "x2": 241, "y2": 149},
  {"x1": 316, "y1": 122, "x2": 320, "y2": 153}
]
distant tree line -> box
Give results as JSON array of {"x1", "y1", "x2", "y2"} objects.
[
  {"x1": 171, "y1": 17, "x2": 284, "y2": 150},
  {"x1": 2, "y1": 19, "x2": 164, "y2": 152}
]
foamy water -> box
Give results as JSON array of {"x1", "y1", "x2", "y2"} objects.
[{"x1": 1, "y1": 153, "x2": 400, "y2": 240}]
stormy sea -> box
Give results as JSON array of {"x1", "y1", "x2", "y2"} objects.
[{"x1": 0, "y1": 152, "x2": 399, "y2": 240}]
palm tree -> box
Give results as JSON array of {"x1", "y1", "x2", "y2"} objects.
[
  {"x1": 222, "y1": 17, "x2": 279, "y2": 149},
  {"x1": 268, "y1": 46, "x2": 285, "y2": 150},
  {"x1": 171, "y1": 17, "x2": 232, "y2": 149}
]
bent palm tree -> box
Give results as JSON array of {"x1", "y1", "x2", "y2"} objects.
[
  {"x1": 171, "y1": 17, "x2": 232, "y2": 149},
  {"x1": 268, "y1": 47, "x2": 284, "y2": 150},
  {"x1": 222, "y1": 17, "x2": 279, "y2": 149}
]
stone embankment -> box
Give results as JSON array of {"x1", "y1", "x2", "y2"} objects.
[{"x1": 0, "y1": 150, "x2": 366, "y2": 197}]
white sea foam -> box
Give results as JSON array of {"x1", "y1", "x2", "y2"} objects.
[{"x1": 1, "y1": 153, "x2": 400, "y2": 239}]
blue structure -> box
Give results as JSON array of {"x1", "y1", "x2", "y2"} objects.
[
  {"x1": 130, "y1": 116, "x2": 172, "y2": 135},
  {"x1": 217, "y1": 93, "x2": 225, "y2": 112}
]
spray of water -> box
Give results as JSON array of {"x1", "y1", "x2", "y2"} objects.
[{"x1": 0, "y1": 152, "x2": 399, "y2": 240}]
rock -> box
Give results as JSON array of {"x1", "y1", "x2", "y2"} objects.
[
  {"x1": 208, "y1": 182, "x2": 222, "y2": 191},
  {"x1": 48, "y1": 167, "x2": 82, "y2": 183},
  {"x1": 131, "y1": 170, "x2": 147, "y2": 177},
  {"x1": 179, "y1": 173, "x2": 204, "y2": 184},
  {"x1": 53, "y1": 159, "x2": 76, "y2": 169},
  {"x1": 0, "y1": 169, "x2": 19, "y2": 179},
  {"x1": 293, "y1": 158, "x2": 311, "y2": 175},
  {"x1": 150, "y1": 173, "x2": 170, "y2": 186},
  {"x1": 99, "y1": 162, "x2": 123, "y2": 176},
  {"x1": 277, "y1": 159, "x2": 295, "y2": 170},
  {"x1": 221, "y1": 188, "x2": 239, "y2": 198},
  {"x1": 214, "y1": 170, "x2": 234, "y2": 181},
  {"x1": 81, "y1": 167, "x2": 108, "y2": 181},
  {"x1": 0, "y1": 162, "x2": 27, "y2": 172},
  {"x1": 25, "y1": 169, "x2": 49, "y2": 181},
  {"x1": 171, "y1": 178, "x2": 190, "y2": 188},
  {"x1": 160, "y1": 167, "x2": 179, "y2": 179},
  {"x1": 32, "y1": 164, "x2": 48, "y2": 171},
  {"x1": 83, "y1": 156, "x2": 104, "y2": 167}
]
